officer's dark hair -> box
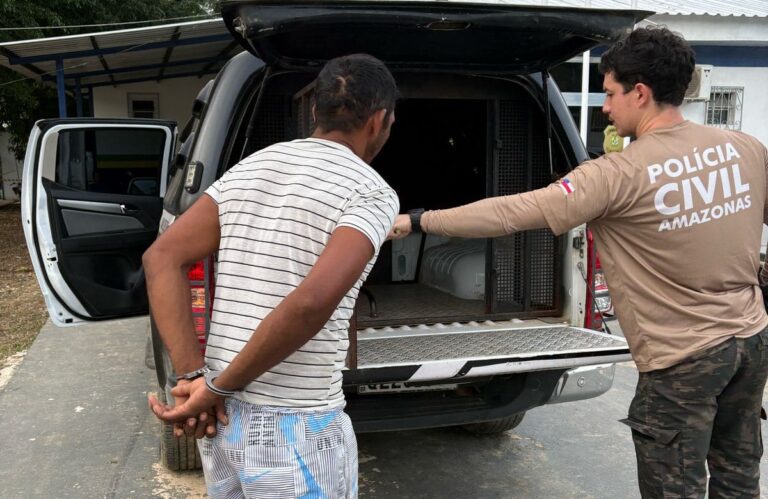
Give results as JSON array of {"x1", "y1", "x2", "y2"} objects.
[
  {"x1": 599, "y1": 27, "x2": 695, "y2": 107},
  {"x1": 314, "y1": 54, "x2": 398, "y2": 133}
]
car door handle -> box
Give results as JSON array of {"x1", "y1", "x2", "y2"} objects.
[{"x1": 120, "y1": 204, "x2": 140, "y2": 215}]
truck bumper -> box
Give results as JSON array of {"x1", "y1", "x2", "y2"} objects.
[{"x1": 546, "y1": 363, "x2": 616, "y2": 405}]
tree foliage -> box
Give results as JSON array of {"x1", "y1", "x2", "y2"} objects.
[{"x1": 0, "y1": 1, "x2": 219, "y2": 159}]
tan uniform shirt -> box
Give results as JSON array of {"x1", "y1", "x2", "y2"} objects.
[{"x1": 422, "y1": 121, "x2": 768, "y2": 372}]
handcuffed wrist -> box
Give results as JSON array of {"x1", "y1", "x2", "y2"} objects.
[
  {"x1": 204, "y1": 370, "x2": 236, "y2": 397},
  {"x1": 178, "y1": 365, "x2": 210, "y2": 381}
]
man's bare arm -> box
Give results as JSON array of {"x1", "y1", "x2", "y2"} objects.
[
  {"x1": 150, "y1": 226, "x2": 375, "y2": 422},
  {"x1": 211, "y1": 227, "x2": 373, "y2": 392},
  {"x1": 143, "y1": 195, "x2": 220, "y2": 375}
]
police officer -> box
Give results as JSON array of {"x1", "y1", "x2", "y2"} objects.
[{"x1": 391, "y1": 27, "x2": 768, "y2": 498}]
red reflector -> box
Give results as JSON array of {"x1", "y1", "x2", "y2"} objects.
[
  {"x1": 188, "y1": 257, "x2": 215, "y2": 355},
  {"x1": 585, "y1": 230, "x2": 608, "y2": 331},
  {"x1": 193, "y1": 315, "x2": 206, "y2": 333},
  {"x1": 188, "y1": 261, "x2": 205, "y2": 281}
]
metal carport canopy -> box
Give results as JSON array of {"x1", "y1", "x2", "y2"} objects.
[{"x1": 0, "y1": 18, "x2": 241, "y2": 117}]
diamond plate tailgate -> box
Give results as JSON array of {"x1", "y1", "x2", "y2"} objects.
[{"x1": 346, "y1": 323, "x2": 631, "y2": 385}]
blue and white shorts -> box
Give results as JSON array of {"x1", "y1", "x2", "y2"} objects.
[{"x1": 198, "y1": 398, "x2": 358, "y2": 499}]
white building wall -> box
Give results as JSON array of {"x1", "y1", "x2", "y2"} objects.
[
  {"x1": 93, "y1": 75, "x2": 210, "y2": 126},
  {"x1": 650, "y1": 14, "x2": 768, "y2": 44},
  {"x1": 0, "y1": 132, "x2": 24, "y2": 200},
  {"x1": 710, "y1": 67, "x2": 768, "y2": 145},
  {"x1": 681, "y1": 67, "x2": 768, "y2": 145},
  {"x1": 680, "y1": 100, "x2": 706, "y2": 126},
  {"x1": 651, "y1": 14, "x2": 768, "y2": 145}
]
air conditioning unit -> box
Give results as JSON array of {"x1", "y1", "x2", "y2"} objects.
[{"x1": 685, "y1": 65, "x2": 713, "y2": 101}]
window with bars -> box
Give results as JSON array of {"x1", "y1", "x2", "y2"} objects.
[{"x1": 706, "y1": 87, "x2": 743, "y2": 130}]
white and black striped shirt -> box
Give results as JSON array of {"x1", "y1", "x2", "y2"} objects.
[{"x1": 204, "y1": 138, "x2": 399, "y2": 409}]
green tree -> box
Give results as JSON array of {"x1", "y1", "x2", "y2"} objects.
[{"x1": 0, "y1": 1, "x2": 220, "y2": 159}]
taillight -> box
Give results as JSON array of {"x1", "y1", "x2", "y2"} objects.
[
  {"x1": 584, "y1": 230, "x2": 612, "y2": 330},
  {"x1": 188, "y1": 256, "x2": 214, "y2": 354}
]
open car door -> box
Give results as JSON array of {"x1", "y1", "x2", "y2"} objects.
[{"x1": 21, "y1": 119, "x2": 176, "y2": 326}]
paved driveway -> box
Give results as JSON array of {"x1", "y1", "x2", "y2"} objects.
[{"x1": 1, "y1": 318, "x2": 767, "y2": 498}]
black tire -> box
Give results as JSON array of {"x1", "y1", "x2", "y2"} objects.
[
  {"x1": 158, "y1": 391, "x2": 202, "y2": 471},
  {"x1": 462, "y1": 412, "x2": 526, "y2": 435},
  {"x1": 151, "y1": 323, "x2": 202, "y2": 470},
  {"x1": 160, "y1": 423, "x2": 202, "y2": 471}
]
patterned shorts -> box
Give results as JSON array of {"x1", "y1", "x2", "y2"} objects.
[{"x1": 198, "y1": 398, "x2": 358, "y2": 499}]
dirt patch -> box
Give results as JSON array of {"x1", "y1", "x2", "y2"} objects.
[
  {"x1": 0, "y1": 204, "x2": 46, "y2": 360},
  {"x1": 0, "y1": 350, "x2": 26, "y2": 390},
  {"x1": 151, "y1": 463, "x2": 207, "y2": 498}
]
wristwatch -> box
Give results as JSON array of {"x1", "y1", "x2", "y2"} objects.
[
  {"x1": 408, "y1": 208, "x2": 425, "y2": 233},
  {"x1": 178, "y1": 365, "x2": 210, "y2": 381}
]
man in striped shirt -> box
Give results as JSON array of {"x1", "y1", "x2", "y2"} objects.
[{"x1": 146, "y1": 54, "x2": 399, "y2": 498}]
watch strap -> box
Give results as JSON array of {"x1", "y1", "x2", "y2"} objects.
[{"x1": 408, "y1": 208, "x2": 425, "y2": 233}]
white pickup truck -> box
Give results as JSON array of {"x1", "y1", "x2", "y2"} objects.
[{"x1": 22, "y1": 0, "x2": 645, "y2": 470}]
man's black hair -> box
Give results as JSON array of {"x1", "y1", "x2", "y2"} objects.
[
  {"x1": 599, "y1": 27, "x2": 696, "y2": 107},
  {"x1": 314, "y1": 54, "x2": 398, "y2": 133}
]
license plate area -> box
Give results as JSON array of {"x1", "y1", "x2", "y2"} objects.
[{"x1": 358, "y1": 382, "x2": 459, "y2": 394}]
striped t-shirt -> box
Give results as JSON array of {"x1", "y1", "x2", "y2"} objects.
[{"x1": 204, "y1": 138, "x2": 399, "y2": 409}]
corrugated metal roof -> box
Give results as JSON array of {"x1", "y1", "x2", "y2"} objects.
[
  {"x1": 657, "y1": 0, "x2": 768, "y2": 16},
  {"x1": 262, "y1": 0, "x2": 766, "y2": 17},
  {"x1": 530, "y1": 0, "x2": 768, "y2": 17},
  {"x1": 401, "y1": 0, "x2": 768, "y2": 16},
  {"x1": 0, "y1": 19, "x2": 240, "y2": 88},
  {"x1": 0, "y1": 1, "x2": 764, "y2": 89}
]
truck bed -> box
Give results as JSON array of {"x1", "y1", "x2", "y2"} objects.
[{"x1": 356, "y1": 283, "x2": 485, "y2": 327}]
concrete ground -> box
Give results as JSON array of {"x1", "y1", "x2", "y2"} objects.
[
  {"x1": 1, "y1": 318, "x2": 767, "y2": 498},
  {"x1": 0, "y1": 318, "x2": 177, "y2": 498}
]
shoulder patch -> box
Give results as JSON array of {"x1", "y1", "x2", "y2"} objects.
[{"x1": 558, "y1": 177, "x2": 575, "y2": 196}]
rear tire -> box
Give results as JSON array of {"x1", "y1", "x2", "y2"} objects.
[
  {"x1": 158, "y1": 391, "x2": 202, "y2": 471},
  {"x1": 462, "y1": 412, "x2": 526, "y2": 435}
]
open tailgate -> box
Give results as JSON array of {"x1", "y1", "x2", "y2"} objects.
[
  {"x1": 222, "y1": 1, "x2": 650, "y2": 73},
  {"x1": 345, "y1": 322, "x2": 630, "y2": 385}
]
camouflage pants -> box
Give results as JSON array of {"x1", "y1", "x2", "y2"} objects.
[{"x1": 621, "y1": 328, "x2": 768, "y2": 498}]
